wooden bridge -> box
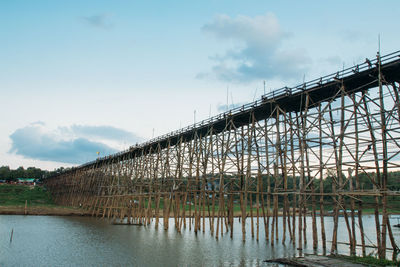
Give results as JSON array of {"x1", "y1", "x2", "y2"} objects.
[{"x1": 44, "y1": 51, "x2": 400, "y2": 260}]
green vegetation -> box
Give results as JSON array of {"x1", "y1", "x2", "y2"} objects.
[
  {"x1": 257, "y1": 170, "x2": 400, "y2": 195},
  {"x1": 1, "y1": 166, "x2": 400, "y2": 214},
  {"x1": 242, "y1": 171, "x2": 400, "y2": 213},
  {"x1": 0, "y1": 184, "x2": 91, "y2": 216},
  {"x1": 0, "y1": 184, "x2": 54, "y2": 206},
  {"x1": 337, "y1": 255, "x2": 400, "y2": 266},
  {"x1": 0, "y1": 165, "x2": 69, "y2": 182}
]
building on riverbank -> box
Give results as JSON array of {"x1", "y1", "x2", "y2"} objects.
[{"x1": 17, "y1": 178, "x2": 36, "y2": 185}]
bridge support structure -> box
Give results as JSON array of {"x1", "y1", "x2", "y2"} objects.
[{"x1": 45, "y1": 52, "x2": 400, "y2": 259}]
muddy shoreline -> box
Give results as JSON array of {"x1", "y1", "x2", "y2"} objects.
[
  {"x1": 1, "y1": 205, "x2": 398, "y2": 217},
  {"x1": 0, "y1": 205, "x2": 92, "y2": 216}
]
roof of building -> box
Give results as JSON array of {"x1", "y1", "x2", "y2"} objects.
[{"x1": 17, "y1": 178, "x2": 36, "y2": 182}]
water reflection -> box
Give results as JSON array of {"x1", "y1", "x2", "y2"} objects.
[{"x1": 0, "y1": 215, "x2": 398, "y2": 266}]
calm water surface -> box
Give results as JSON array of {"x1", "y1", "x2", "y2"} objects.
[{"x1": 0, "y1": 215, "x2": 399, "y2": 267}]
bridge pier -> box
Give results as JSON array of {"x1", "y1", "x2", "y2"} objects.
[{"x1": 44, "y1": 51, "x2": 400, "y2": 260}]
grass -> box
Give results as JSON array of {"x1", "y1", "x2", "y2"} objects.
[
  {"x1": 0, "y1": 184, "x2": 92, "y2": 216},
  {"x1": 1, "y1": 184, "x2": 397, "y2": 217},
  {"x1": 312, "y1": 198, "x2": 400, "y2": 214},
  {"x1": 337, "y1": 255, "x2": 400, "y2": 266},
  {"x1": 132, "y1": 196, "x2": 400, "y2": 217},
  {"x1": 0, "y1": 184, "x2": 54, "y2": 206}
]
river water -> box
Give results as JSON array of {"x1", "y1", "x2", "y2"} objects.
[{"x1": 0, "y1": 215, "x2": 399, "y2": 266}]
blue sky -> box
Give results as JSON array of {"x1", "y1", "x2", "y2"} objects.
[{"x1": 1, "y1": 0, "x2": 399, "y2": 169}]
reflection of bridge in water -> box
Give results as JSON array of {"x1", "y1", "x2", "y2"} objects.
[{"x1": 45, "y1": 51, "x2": 400, "y2": 259}]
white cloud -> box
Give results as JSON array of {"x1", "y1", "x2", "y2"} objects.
[
  {"x1": 9, "y1": 123, "x2": 142, "y2": 164},
  {"x1": 199, "y1": 13, "x2": 311, "y2": 82}
]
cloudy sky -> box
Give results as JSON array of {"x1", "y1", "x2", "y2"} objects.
[{"x1": 1, "y1": 0, "x2": 399, "y2": 170}]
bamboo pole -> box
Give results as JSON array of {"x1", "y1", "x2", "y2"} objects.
[
  {"x1": 353, "y1": 95, "x2": 366, "y2": 256},
  {"x1": 378, "y1": 52, "x2": 388, "y2": 260},
  {"x1": 289, "y1": 112, "x2": 297, "y2": 246},
  {"x1": 43, "y1": 53, "x2": 400, "y2": 260},
  {"x1": 318, "y1": 104, "x2": 327, "y2": 252},
  {"x1": 362, "y1": 94, "x2": 382, "y2": 257}
]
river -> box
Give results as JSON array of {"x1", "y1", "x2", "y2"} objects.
[{"x1": 0, "y1": 215, "x2": 399, "y2": 266}]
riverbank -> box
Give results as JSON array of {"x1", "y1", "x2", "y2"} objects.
[
  {"x1": 266, "y1": 254, "x2": 400, "y2": 266},
  {"x1": 1, "y1": 184, "x2": 398, "y2": 217},
  {"x1": 0, "y1": 205, "x2": 91, "y2": 216},
  {"x1": 0, "y1": 184, "x2": 91, "y2": 216},
  {"x1": 2, "y1": 205, "x2": 397, "y2": 217}
]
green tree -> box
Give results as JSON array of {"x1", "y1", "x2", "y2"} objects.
[
  {"x1": 13, "y1": 166, "x2": 26, "y2": 179},
  {"x1": 0, "y1": 166, "x2": 11, "y2": 181}
]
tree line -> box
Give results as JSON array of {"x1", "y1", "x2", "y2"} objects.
[
  {"x1": 0, "y1": 166, "x2": 70, "y2": 181},
  {"x1": 1, "y1": 165, "x2": 400, "y2": 192}
]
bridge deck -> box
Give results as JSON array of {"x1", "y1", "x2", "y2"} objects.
[
  {"x1": 78, "y1": 51, "x2": 400, "y2": 169},
  {"x1": 45, "y1": 51, "x2": 400, "y2": 260}
]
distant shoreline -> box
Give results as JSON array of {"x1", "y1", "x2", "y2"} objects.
[
  {"x1": 1, "y1": 205, "x2": 399, "y2": 217},
  {"x1": 0, "y1": 205, "x2": 91, "y2": 216}
]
